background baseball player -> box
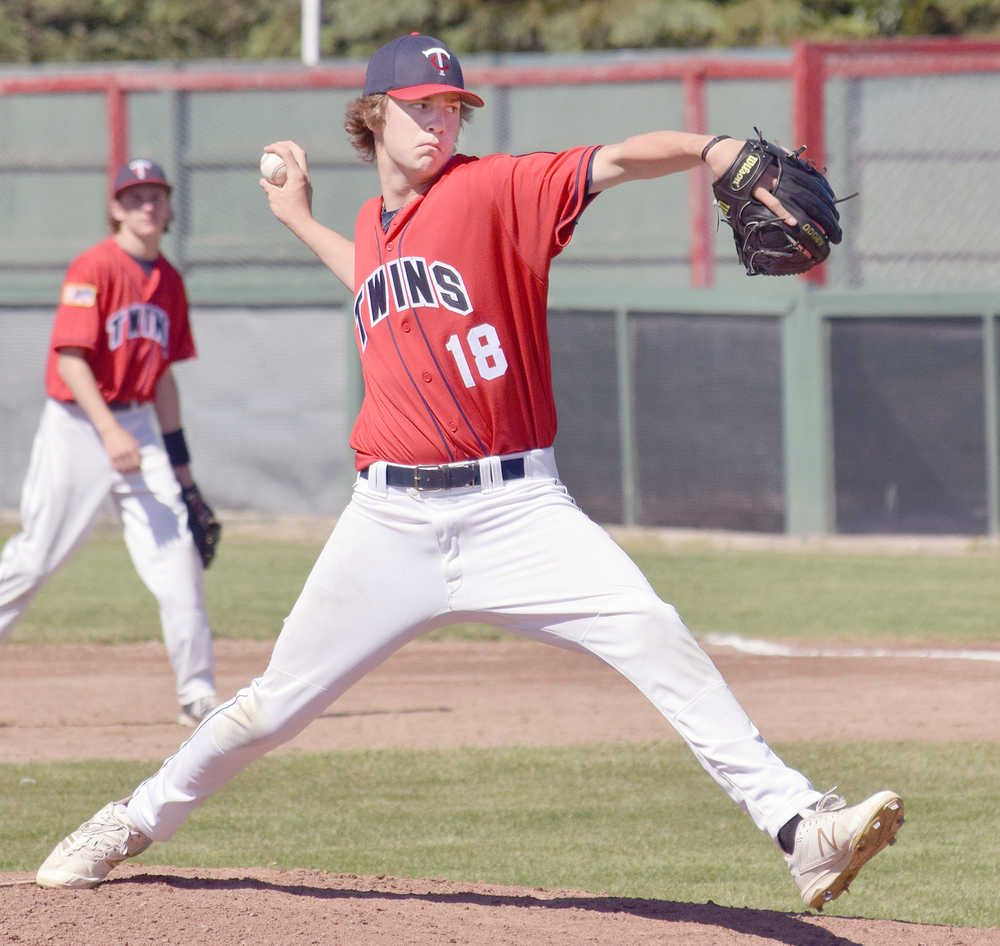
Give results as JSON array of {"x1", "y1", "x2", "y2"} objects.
[
  {"x1": 0, "y1": 159, "x2": 219, "y2": 727},
  {"x1": 37, "y1": 38, "x2": 903, "y2": 910}
]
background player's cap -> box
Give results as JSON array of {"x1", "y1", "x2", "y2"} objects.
[
  {"x1": 363, "y1": 33, "x2": 485, "y2": 108},
  {"x1": 113, "y1": 159, "x2": 172, "y2": 197}
]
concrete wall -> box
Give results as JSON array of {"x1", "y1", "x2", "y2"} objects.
[{"x1": 1, "y1": 306, "x2": 357, "y2": 516}]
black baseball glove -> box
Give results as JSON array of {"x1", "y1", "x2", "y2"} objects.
[
  {"x1": 182, "y1": 483, "x2": 221, "y2": 568},
  {"x1": 709, "y1": 129, "x2": 844, "y2": 276}
]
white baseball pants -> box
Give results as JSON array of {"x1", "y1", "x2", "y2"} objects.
[
  {"x1": 0, "y1": 399, "x2": 215, "y2": 705},
  {"x1": 127, "y1": 447, "x2": 820, "y2": 842}
]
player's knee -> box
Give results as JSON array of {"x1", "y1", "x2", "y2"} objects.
[
  {"x1": 146, "y1": 554, "x2": 202, "y2": 612},
  {"x1": 210, "y1": 674, "x2": 320, "y2": 753},
  {"x1": 209, "y1": 678, "x2": 295, "y2": 752},
  {"x1": 0, "y1": 556, "x2": 52, "y2": 596},
  {"x1": 634, "y1": 596, "x2": 685, "y2": 632},
  {"x1": 624, "y1": 597, "x2": 698, "y2": 654},
  {"x1": 666, "y1": 602, "x2": 693, "y2": 637}
]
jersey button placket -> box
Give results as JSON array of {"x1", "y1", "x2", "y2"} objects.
[{"x1": 422, "y1": 370, "x2": 433, "y2": 383}]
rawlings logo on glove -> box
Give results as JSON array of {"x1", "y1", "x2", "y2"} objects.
[
  {"x1": 710, "y1": 129, "x2": 846, "y2": 276},
  {"x1": 181, "y1": 483, "x2": 221, "y2": 568}
]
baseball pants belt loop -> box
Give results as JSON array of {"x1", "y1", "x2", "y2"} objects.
[{"x1": 360, "y1": 457, "x2": 525, "y2": 491}]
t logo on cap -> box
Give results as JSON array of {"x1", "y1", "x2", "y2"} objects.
[
  {"x1": 423, "y1": 48, "x2": 451, "y2": 76},
  {"x1": 130, "y1": 159, "x2": 156, "y2": 179},
  {"x1": 363, "y1": 33, "x2": 485, "y2": 108},
  {"x1": 113, "y1": 158, "x2": 172, "y2": 197}
]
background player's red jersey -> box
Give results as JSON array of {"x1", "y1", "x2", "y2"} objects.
[
  {"x1": 45, "y1": 237, "x2": 196, "y2": 403},
  {"x1": 349, "y1": 146, "x2": 599, "y2": 469}
]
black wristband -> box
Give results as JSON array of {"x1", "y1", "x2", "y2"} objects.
[
  {"x1": 163, "y1": 428, "x2": 191, "y2": 467},
  {"x1": 701, "y1": 134, "x2": 732, "y2": 162}
]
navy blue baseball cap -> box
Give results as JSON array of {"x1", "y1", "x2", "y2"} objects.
[
  {"x1": 363, "y1": 33, "x2": 484, "y2": 107},
  {"x1": 113, "y1": 159, "x2": 171, "y2": 197}
]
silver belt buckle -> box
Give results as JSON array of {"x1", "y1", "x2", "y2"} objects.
[
  {"x1": 412, "y1": 463, "x2": 477, "y2": 490},
  {"x1": 413, "y1": 465, "x2": 445, "y2": 490}
]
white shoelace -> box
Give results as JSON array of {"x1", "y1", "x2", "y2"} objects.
[
  {"x1": 811, "y1": 787, "x2": 846, "y2": 814},
  {"x1": 69, "y1": 810, "x2": 132, "y2": 856}
]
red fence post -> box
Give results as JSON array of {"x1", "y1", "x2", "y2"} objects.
[
  {"x1": 793, "y1": 42, "x2": 828, "y2": 285},
  {"x1": 106, "y1": 78, "x2": 128, "y2": 197},
  {"x1": 684, "y1": 68, "x2": 713, "y2": 288}
]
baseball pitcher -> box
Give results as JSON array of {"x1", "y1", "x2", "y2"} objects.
[{"x1": 37, "y1": 39, "x2": 901, "y2": 910}]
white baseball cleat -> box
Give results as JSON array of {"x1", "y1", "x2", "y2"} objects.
[
  {"x1": 786, "y1": 788, "x2": 904, "y2": 910},
  {"x1": 177, "y1": 693, "x2": 219, "y2": 728},
  {"x1": 36, "y1": 800, "x2": 152, "y2": 888}
]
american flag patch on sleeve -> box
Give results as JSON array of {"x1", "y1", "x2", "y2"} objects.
[{"x1": 61, "y1": 283, "x2": 97, "y2": 307}]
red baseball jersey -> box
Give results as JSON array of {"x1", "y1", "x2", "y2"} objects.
[
  {"x1": 45, "y1": 237, "x2": 196, "y2": 403},
  {"x1": 350, "y1": 145, "x2": 600, "y2": 468}
]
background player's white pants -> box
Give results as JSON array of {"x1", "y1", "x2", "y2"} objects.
[
  {"x1": 127, "y1": 448, "x2": 820, "y2": 842},
  {"x1": 0, "y1": 399, "x2": 215, "y2": 705}
]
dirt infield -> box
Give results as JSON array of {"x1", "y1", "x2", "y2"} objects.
[{"x1": 3, "y1": 638, "x2": 999, "y2": 945}]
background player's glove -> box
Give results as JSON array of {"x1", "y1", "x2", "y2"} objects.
[
  {"x1": 181, "y1": 483, "x2": 221, "y2": 568},
  {"x1": 710, "y1": 129, "x2": 843, "y2": 276}
]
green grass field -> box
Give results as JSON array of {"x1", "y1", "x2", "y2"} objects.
[
  {"x1": 5, "y1": 527, "x2": 1000, "y2": 645},
  {"x1": 2, "y1": 526, "x2": 999, "y2": 927}
]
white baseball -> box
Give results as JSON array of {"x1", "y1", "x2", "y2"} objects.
[{"x1": 259, "y1": 152, "x2": 287, "y2": 186}]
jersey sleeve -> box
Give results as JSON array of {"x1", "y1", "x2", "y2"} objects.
[
  {"x1": 49, "y1": 254, "x2": 104, "y2": 353},
  {"x1": 488, "y1": 145, "x2": 601, "y2": 277}
]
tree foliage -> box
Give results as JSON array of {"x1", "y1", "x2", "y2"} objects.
[{"x1": 1, "y1": 0, "x2": 999, "y2": 63}]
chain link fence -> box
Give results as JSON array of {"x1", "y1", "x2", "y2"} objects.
[{"x1": 3, "y1": 42, "x2": 1000, "y2": 534}]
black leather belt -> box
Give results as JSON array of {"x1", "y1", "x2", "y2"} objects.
[
  {"x1": 108, "y1": 400, "x2": 141, "y2": 411},
  {"x1": 361, "y1": 457, "x2": 525, "y2": 491}
]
